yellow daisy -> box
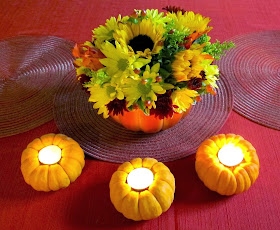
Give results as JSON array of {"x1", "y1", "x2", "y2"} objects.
[
  {"x1": 99, "y1": 41, "x2": 150, "y2": 80},
  {"x1": 145, "y1": 9, "x2": 172, "y2": 24},
  {"x1": 113, "y1": 18, "x2": 165, "y2": 58},
  {"x1": 88, "y1": 83, "x2": 124, "y2": 118},
  {"x1": 172, "y1": 49, "x2": 204, "y2": 82},
  {"x1": 93, "y1": 15, "x2": 129, "y2": 49},
  {"x1": 122, "y1": 64, "x2": 167, "y2": 109},
  {"x1": 167, "y1": 11, "x2": 212, "y2": 34},
  {"x1": 201, "y1": 59, "x2": 219, "y2": 88},
  {"x1": 171, "y1": 88, "x2": 198, "y2": 113}
]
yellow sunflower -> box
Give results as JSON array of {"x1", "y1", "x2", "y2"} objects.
[
  {"x1": 166, "y1": 11, "x2": 212, "y2": 34},
  {"x1": 93, "y1": 15, "x2": 129, "y2": 49},
  {"x1": 113, "y1": 18, "x2": 165, "y2": 58},
  {"x1": 99, "y1": 41, "x2": 150, "y2": 80},
  {"x1": 172, "y1": 49, "x2": 204, "y2": 82},
  {"x1": 171, "y1": 88, "x2": 198, "y2": 113}
]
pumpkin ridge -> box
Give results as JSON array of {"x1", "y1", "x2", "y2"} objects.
[
  {"x1": 21, "y1": 160, "x2": 40, "y2": 184},
  {"x1": 205, "y1": 165, "x2": 223, "y2": 192},
  {"x1": 200, "y1": 163, "x2": 215, "y2": 179},
  {"x1": 242, "y1": 163, "x2": 259, "y2": 184},
  {"x1": 205, "y1": 144, "x2": 219, "y2": 154},
  {"x1": 205, "y1": 139, "x2": 220, "y2": 151},
  {"x1": 47, "y1": 165, "x2": 51, "y2": 191},
  {"x1": 137, "y1": 192, "x2": 143, "y2": 220},
  {"x1": 224, "y1": 172, "x2": 237, "y2": 195},
  {"x1": 213, "y1": 166, "x2": 223, "y2": 191},
  {"x1": 216, "y1": 169, "x2": 233, "y2": 195},
  {"x1": 147, "y1": 188, "x2": 163, "y2": 211},
  {"x1": 26, "y1": 164, "x2": 40, "y2": 181},
  {"x1": 139, "y1": 190, "x2": 162, "y2": 220},
  {"x1": 22, "y1": 156, "x2": 39, "y2": 166},
  {"x1": 21, "y1": 148, "x2": 39, "y2": 163},
  {"x1": 57, "y1": 162, "x2": 69, "y2": 181},
  {"x1": 235, "y1": 167, "x2": 251, "y2": 193},
  {"x1": 119, "y1": 190, "x2": 133, "y2": 210},
  {"x1": 61, "y1": 156, "x2": 84, "y2": 168},
  {"x1": 149, "y1": 179, "x2": 174, "y2": 211},
  {"x1": 155, "y1": 170, "x2": 175, "y2": 192}
]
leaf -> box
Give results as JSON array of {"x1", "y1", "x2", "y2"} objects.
[
  {"x1": 127, "y1": 17, "x2": 139, "y2": 24},
  {"x1": 159, "y1": 68, "x2": 171, "y2": 79}
]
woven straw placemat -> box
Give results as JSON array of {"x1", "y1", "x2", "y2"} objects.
[
  {"x1": 0, "y1": 36, "x2": 74, "y2": 137},
  {"x1": 54, "y1": 70, "x2": 233, "y2": 163},
  {"x1": 217, "y1": 30, "x2": 280, "y2": 130}
]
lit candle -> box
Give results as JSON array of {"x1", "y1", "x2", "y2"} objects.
[
  {"x1": 218, "y1": 144, "x2": 244, "y2": 167},
  {"x1": 38, "y1": 145, "x2": 62, "y2": 165},
  {"x1": 127, "y1": 167, "x2": 154, "y2": 190}
]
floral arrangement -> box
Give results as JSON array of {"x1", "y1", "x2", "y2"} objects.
[{"x1": 72, "y1": 6, "x2": 234, "y2": 119}]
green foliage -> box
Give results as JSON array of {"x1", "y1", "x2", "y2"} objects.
[
  {"x1": 203, "y1": 40, "x2": 235, "y2": 60},
  {"x1": 152, "y1": 28, "x2": 187, "y2": 81},
  {"x1": 194, "y1": 34, "x2": 211, "y2": 44},
  {"x1": 127, "y1": 17, "x2": 139, "y2": 24},
  {"x1": 83, "y1": 69, "x2": 111, "y2": 86}
]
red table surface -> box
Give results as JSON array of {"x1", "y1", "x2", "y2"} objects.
[{"x1": 1, "y1": 0, "x2": 280, "y2": 229}]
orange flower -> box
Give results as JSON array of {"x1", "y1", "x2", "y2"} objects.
[
  {"x1": 72, "y1": 43, "x2": 105, "y2": 71},
  {"x1": 183, "y1": 27, "x2": 212, "y2": 49}
]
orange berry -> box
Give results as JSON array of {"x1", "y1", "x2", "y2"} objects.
[
  {"x1": 206, "y1": 85, "x2": 212, "y2": 93},
  {"x1": 133, "y1": 103, "x2": 139, "y2": 110},
  {"x1": 196, "y1": 96, "x2": 202, "y2": 102},
  {"x1": 131, "y1": 11, "x2": 138, "y2": 18},
  {"x1": 134, "y1": 68, "x2": 141, "y2": 74},
  {"x1": 156, "y1": 75, "x2": 162, "y2": 82},
  {"x1": 169, "y1": 29, "x2": 175, "y2": 34},
  {"x1": 145, "y1": 100, "x2": 151, "y2": 107},
  {"x1": 157, "y1": 40, "x2": 164, "y2": 46},
  {"x1": 141, "y1": 79, "x2": 148, "y2": 85},
  {"x1": 141, "y1": 10, "x2": 146, "y2": 17},
  {"x1": 210, "y1": 90, "x2": 217, "y2": 96}
]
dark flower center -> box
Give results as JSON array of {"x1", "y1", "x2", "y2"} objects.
[
  {"x1": 78, "y1": 74, "x2": 91, "y2": 95},
  {"x1": 128, "y1": 35, "x2": 154, "y2": 52},
  {"x1": 187, "y1": 77, "x2": 202, "y2": 90},
  {"x1": 106, "y1": 98, "x2": 128, "y2": 116},
  {"x1": 200, "y1": 71, "x2": 206, "y2": 80},
  {"x1": 78, "y1": 74, "x2": 91, "y2": 85}
]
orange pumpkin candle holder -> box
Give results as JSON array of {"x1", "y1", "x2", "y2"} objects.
[
  {"x1": 21, "y1": 133, "x2": 85, "y2": 192},
  {"x1": 110, "y1": 106, "x2": 191, "y2": 133},
  {"x1": 195, "y1": 134, "x2": 259, "y2": 195},
  {"x1": 109, "y1": 158, "x2": 175, "y2": 221}
]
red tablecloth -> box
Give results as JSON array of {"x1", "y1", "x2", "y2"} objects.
[{"x1": 1, "y1": 0, "x2": 280, "y2": 229}]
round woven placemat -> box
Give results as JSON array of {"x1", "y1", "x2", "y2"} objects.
[
  {"x1": 0, "y1": 36, "x2": 74, "y2": 137},
  {"x1": 54, "y1": 70, "x2": 233, "y2": 163},
  {"x1": 217, "y1": 30, "x2": 280, "y2": 130}
]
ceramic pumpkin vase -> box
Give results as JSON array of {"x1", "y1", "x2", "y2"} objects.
[{"x1": 110, "y1": 106, "x2": 192, "y2": 133}]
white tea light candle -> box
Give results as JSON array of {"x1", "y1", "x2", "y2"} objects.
[
  {"x1": 218, "y1": 144, "x2": 244, "y2": 167},
  {"x1": 38, "y1": 145, "x2": 62, "y2": 165},
  {"x1": 127, "y1": 167, "x2": 154, "y2": 190}
]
